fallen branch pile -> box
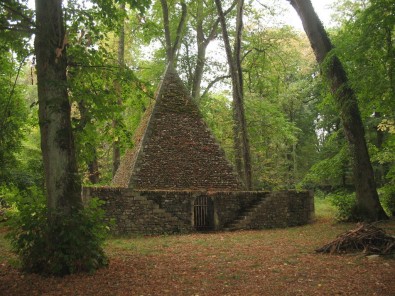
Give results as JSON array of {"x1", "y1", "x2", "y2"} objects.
[{"x1": 316, "y1": 223, "x2": 395, "y2": 255}]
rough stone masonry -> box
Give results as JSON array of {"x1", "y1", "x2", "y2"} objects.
[{"x1": 83, "y1": 64, "x2": 314, "y2": 234}]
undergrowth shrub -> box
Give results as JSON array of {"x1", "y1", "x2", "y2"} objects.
[
  {"x1": 0, "y1": 184, "x2": 20, "y2": 222},
  {"x1": 5, "y1": 186, "x2": 109, "y2": 276},
  {"x1": 379, "y1": 184, "x2": 395, "y2": 216},
  {"x1": 328, "y1": 191, "x2": 357, "y2": 222}
]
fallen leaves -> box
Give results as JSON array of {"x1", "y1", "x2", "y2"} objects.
[{"x1": 0, "y1": 220, "x2": 394, "y2": 295}]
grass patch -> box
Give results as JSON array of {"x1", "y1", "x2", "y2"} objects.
[
  {"x1": 107, "y1": 234, "x2": 184, "y2": 256},
  {"x1": 314, "y1": 196, "x2": 337, "y2": 219}
]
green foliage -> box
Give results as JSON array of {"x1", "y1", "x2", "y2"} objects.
[
  {"x1": 0, "y1": 0, "x2": 33, "y2": 58},
  {"x1": 64, "y1": 1, "x2": 154, "y2": 184},
  {"x1": 0, "y1": 1, "x2": 36, "y2": 188},
  {"x1": 0, "y1": 51, "x2": 29, "y2": 185},
  {"x1": 327, "y1": 0, "x2": 395, "y2": 217},
  {"x1": 9, "y1": 126, "x2": 44, "y2": 189},
  {"x1": 301, "y1": 140, "x2": 351, "y2": 189},
  {"x1": 241, "y1": 27, "x2": 319, "y2": 189},
  {"x1": 199, "y1": 93, "x2": 234, "y2": 162},
  {"x1": 379, "y1": 184, "x2": 395, "y2": 216},
  {"x1": 246, "y1": 95, "x2": 300, "y2": 189},
  {"x1": 328, "y1": 191, "x2": 357, "y2": 222},
  {"x1": 5, "y1": 187, "x2": 109, "y2": 276},
  {"x1": 0, "y1": 184, "x2": 19, "y2": 222}
]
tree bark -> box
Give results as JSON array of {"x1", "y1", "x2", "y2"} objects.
[
  {"x1": 112, "y1": 2, "x2": 125, "y2": 177},
  {"x1": 171, "y1": 1, "x2": 187, "y2": 63},
  {"x1": 191, "y1": 0, "x2": 206, "y2": 101},
  {"x1": 35, "y1": 0, "x2": 81, "y2": 214},
  {"x1": 88, "y1": 149, "x2": 100, "y2": 184},
  {"x1": 234, "y1": 0, "x2": 252, "y2": 189},
  {"x1": 215, "y1": 0, "x2": 252, "y2": 189},
  {"x1": 160, "y1": 0, "x2": 187, "y2": 66},
  {"x1": 288, "y1": 0, "x2": 387, "y2": 221},
  {"x1": 160, "y1": 0, "x2": 172, "y2": 62}
]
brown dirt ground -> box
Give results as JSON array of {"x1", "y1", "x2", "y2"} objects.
[{"x1": 0, "y1": 218, "x2": 394, "y2": 296}]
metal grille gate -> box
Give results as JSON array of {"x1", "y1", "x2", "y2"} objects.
[{"x1": 193, "y1": 196, "x2": 214, "y2": 231}]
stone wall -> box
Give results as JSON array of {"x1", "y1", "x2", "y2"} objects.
[
  {"x1": 138, "y1": 190, "x2": 263, "y2": 228},
  {"x1": 245, "y1": 191, "x2": 315, "y2": 229},
  {"x1": 82, "y1": 187, "x2": 192, "y2": 235},
  {"x1": 83, "y1": 187, "x2": 314, "y2": 235}
]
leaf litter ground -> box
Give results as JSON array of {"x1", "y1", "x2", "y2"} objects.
[{"x1": 0, "y1": 218, "x2": 394, "y2": 296}]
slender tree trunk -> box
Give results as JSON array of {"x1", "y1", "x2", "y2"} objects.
[
  {"x1": 191, "y1": 0, "x2": 206, "y2": 101},
  {"x1": 191, "y1": 0, "x2": 237, "y2": 102},
  {"x1": 112, "y1": 3, "x2": 125, "y2": 177},
  {"x1": 374, "y1": 112, "x2": 385, "y2": 187},
  {"x1": 288, "y1": 0, "x2": 387, "y2": 221},
  {"x1": 235, "y1": 0, "x2": 252, "y2": 189},
  {"x1": 215, "y1": 0, "x2": 252, "y2": 189},
  {"x1": 160, "y1": 0, "x2": 187, "y2": 66},
  {"x1": 172, "y1": 1, "x2": 187, "y2": 63},
  {"x1": 35, "y1": 0, "x2": 81, "y2": 215},
  {"x1": 385, "y1": 28, "x2": 395, "y2": 97},
  {"x1": 160, "y1": 0, "x2": 172, "y2": 62},
  {"x1": 88, "y1": 149, "x2": 100, "y2": 184}
]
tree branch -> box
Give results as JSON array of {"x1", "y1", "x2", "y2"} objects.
[
  {"x1": 0, "y1": 1, "x2": 35, "y2": 27},
  {"x1": 201, "y1": 75, "x2": 231, "y2": 98},
  {"x1": 0, "y1": 25, "x2": 34, "y2": 33}
]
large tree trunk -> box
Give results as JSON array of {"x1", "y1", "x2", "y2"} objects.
[
  {"x1": 288, "y1": 0, "x2": 387, "y2": 221},
  {"x1": 35, "y1": 0, "x2": 81, "y2": 214}
]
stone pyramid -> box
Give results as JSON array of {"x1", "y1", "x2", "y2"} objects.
[{"x1": 112, "y1": 65, "x2": 242, "y2": 190}]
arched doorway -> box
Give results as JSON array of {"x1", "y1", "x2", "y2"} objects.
[{"x1": 193, "y1": 196, "x2": 214, "y2": 231}]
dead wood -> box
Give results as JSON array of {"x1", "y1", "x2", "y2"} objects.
[{"x1": 316, "y1": 223, "x2": 395, "y2": 255}]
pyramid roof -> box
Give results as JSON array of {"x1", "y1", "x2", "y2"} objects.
[{"x1": 112, "y1": 65, "x2": 242, "y2": 190}]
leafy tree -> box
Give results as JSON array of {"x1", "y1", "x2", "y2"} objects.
[
  {"x1": 241, "y1": 23, "x2": 319, "y2": 189},
  {"x1": 4, "y1": 0, "x2": 110, "y2": 275},
  {"x1": 0, "y1": 0, "x2": 33, "y2": 186},
  {"x1": 35, "y1": 0, "x2": 81, "y2": 214},
  {"x1": 0, "y1": 50, "x2": 29, "y2": 185},
  {"x1": 199, "y1": 93, "x2": 234, "y2": 162},
  {"x1": 66, "y1": 0, "x2": 153, "y2": 184},
  {"x1": 288, "y1": 0, "x2": 388, "y2": 221},
  {"x1": 336, "y1": 0, "x2": 395, "y2": 216}
]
